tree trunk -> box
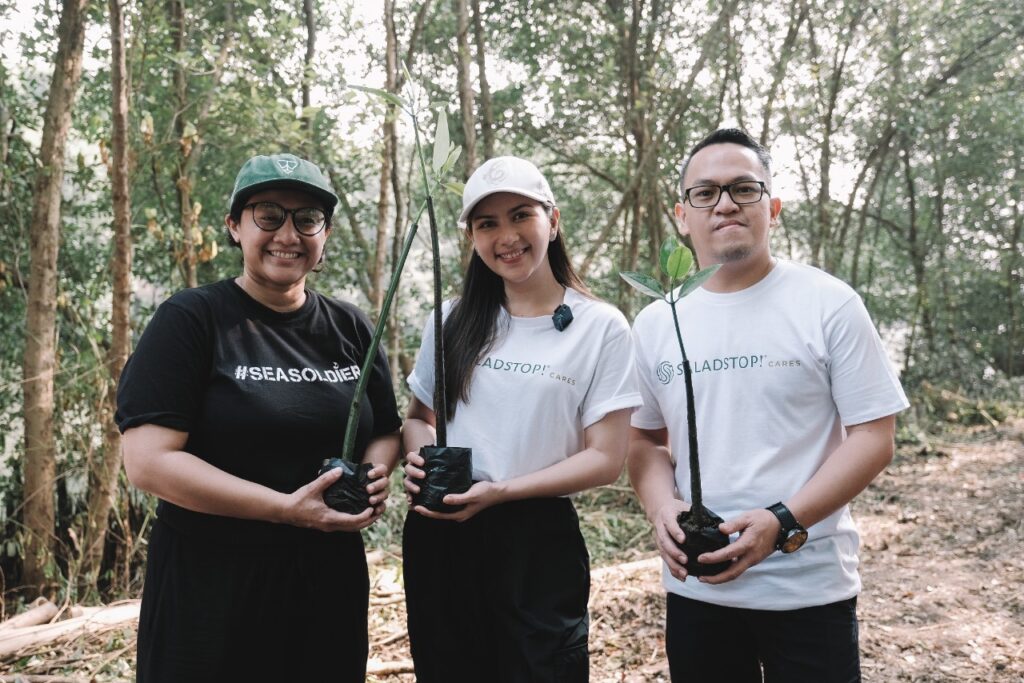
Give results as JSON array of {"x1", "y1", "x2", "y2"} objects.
[
  {"x1": 81, "y1": 0, "x2": 133, "y2": 594},
  {"x1": 832, "y1": 134, "x2": 891, "y2": 277},
  {"x1": 898, "y1": 141, "x2": 933, "y2": 371},
  {"x1": 170, "y1": 0, "x2": 233, "y2": 288},
  {"x1": 301, "y1": 0, "x2": 315, "y2": 143},
  {"x1": 759, "y1": 0, "x2": 807, "y2": 146},
  {"x1": 580, "y1": 0, "x2": 728, "y2": 280},
  {"x1": 21, "y1": 0, "x2": 90, "y2": 593},
  {"x1": 0, "y1": 74, "x2": 9, "y2": 195},
  {"x1": 170, "y1": 0, "x2": 197, "y2": 288},
  {"x1": 387, "y1": 51, "x2": 407, "y2": 387},
  {"x1": 849, "y1": 150, "x2": 888, "y2": 290},
  {"x1": 1003, "y1": 168, "x2": 1022, "y2": 376},
  {"x1": 470, "y1": 0, "x2": 493, "y2": 159},
  {"x1": 370, "y1": 0, "x2": 400, "y2": 316},
  {"x1": 454, "y1": 0, "x2": 477, "y2": 176}
]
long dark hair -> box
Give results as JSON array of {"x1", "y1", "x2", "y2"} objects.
[{"x1": 442, "y1": 205, "x2": 591, "y2": 417}]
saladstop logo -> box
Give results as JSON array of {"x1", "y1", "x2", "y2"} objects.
[
  {"x1": 655, "y1": 354, "x2": 785, "y2": 385},
  {"x1": 657, "y1": 361, "x2": 675, "y2": 385}
]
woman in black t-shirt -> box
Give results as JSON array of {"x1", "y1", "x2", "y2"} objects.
[{"x1": 116, "y1": 154, "x2": 401, "y2": 682}]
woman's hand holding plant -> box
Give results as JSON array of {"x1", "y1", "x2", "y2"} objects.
[
  {"x1": 282, "y1": 467, "x2": 379, "y2": 532},
  {"x1": 412, "y1": 480, "x2": 506, "y2": 522}
]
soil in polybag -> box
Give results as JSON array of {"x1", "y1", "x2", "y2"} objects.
[
  {"x1": 675, "y1": 505, "x2": 731, "y2": 577},
  {"x1": 319, "y1": 458, "x2": 377, "y2": 514},
  {"x1": 412, "y1": 446, "x2": 472, "y2": 513}
]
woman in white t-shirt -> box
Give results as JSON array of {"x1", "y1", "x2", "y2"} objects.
[{"x1": 402, "y1": 156, "x2": 642, "y2": 683}]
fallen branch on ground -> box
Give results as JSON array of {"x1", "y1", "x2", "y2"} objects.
[
  {"x1": 367, "y1": 659, "x2": 414, "y2": 675},
  {"x1": 0, "y1": 598, "x2": 59, "y2": 632},
  {"x1": 0, "y1": 602, "x2": 140, "y2": 659},
  {"x1": 0, "y1": 676, "x2": 88, "y2": 682}
]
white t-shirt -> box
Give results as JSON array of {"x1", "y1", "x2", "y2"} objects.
[
  {"x1": 631, "y1": 259, "x2": 909, "y2": 610},
  {"x1": 409, "y1": 288, "x2": 643, "y2": 483}
]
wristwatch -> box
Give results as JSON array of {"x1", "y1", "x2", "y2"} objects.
[{"x1": 766, "y1": 502, "x2": 808, "y2": 553}]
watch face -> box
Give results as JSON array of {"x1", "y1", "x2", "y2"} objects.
[{"x1": 781, "y1": 528, "x2": 808, "y2": 553}]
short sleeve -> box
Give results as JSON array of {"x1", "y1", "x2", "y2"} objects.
[
  {"x1": 406, "y1": 309, "x2": 437, "y2": 409},
  {"x1": 115, "y1": 300, "x2": 212, "y2": 434},
  {"x1": 580, "y1": 324, "x2": 643, "y2": 429},
  {"x1": 825, "y1": 296, "x2": 909, "y2": 426},
  {"x1": 359, "y1": 316, "x2": 403, "y2": 437},
  {"x1": 629, "y1": 318, "x2": 667, "y2": 430}
]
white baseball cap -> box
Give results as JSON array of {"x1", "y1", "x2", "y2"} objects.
[{"x1": 459, "y1": 156, "x2": 555, "y2": 226}]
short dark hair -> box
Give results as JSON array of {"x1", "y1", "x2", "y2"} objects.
[{"x1": 678, "y1": 128, "x2": 772, "y2": 198}]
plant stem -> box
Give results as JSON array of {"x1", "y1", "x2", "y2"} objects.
[
  {"x1": 341, "y1": 199, "x2": 430, "y2": 462},
  {"x1": 411, "y1": 109, "x2": 448, "y2": 445},
  {"x1": 669, "y1": 296, "x2": 706, "y2": 524},
  {"x1": 426, "y1": 194, "x2": 447, "y2": 445}
]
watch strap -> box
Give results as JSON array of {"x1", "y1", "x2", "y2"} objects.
[
  {"x1": 766, "y1": 502, "x2": 798, "y2": 533},
  {"x1": 766, "y1": 501, "x2": 807, "y2": 552}
]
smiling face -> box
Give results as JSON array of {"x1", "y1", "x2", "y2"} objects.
[
  {"x1": 675, "y1": 143, "x2": 782, "y2": 272},
  {"x1": 467, "y1": 192, "x2": 560, "y2": 290},
  {"x1": 225, "y1": 187, "x2": 330, "y2": 297}
]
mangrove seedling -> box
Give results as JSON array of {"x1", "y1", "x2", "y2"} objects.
[
  {"x1": 319, "y1": 74, "x2": 464, "y2": 514},
  {"x1": 621, "y1": 238, "x2": 730, "y2": 577},
  {"x1": 408, "y1": 86, "x2": 472, "y2": 513}
]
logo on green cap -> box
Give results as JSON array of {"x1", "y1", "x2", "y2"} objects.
[{"x1": 275, "y1": 159, "x2": 299, "y2": 174}]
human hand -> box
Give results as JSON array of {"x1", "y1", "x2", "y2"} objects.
[
  {"x1": 652, "y1": 500, "x2": 691, "y2": 581},
  {"x1": 402, "y1": 452, "x2": 426, "y2": 503},
  {"x1": 365, "y1": 463, "x2": 390, "y2": 517},
  {"x1": 281, "y1": 467, "x2": 377, "y2": 532},
  {"x1": 695, "y1": 508, "x2": 780, "y2": 585},
  {"x1": 411, "y1": 480, "x2": 505, "y2": 523}
]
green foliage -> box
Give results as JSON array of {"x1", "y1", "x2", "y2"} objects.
[
  {"x1": 619, "y1": 271, "x2": 664, "y2": 299},
  {"x1": 620, "y1": 236, "x2": 718, "y2": 305},
  {"x1": 2, "y1": 0, "x2": 1023, "y2": 601}
]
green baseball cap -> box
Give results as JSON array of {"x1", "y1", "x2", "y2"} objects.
[{"x1": 228, "y1": 153, "x2": 339, "y2": 218}]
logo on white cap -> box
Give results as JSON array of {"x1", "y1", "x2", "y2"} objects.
[
  {"x1": 482, "y1": 160, "x2": 508, "y2": 185},
  {"x1": 276, "y1": 159, "x2": 299, "y2": 174}
]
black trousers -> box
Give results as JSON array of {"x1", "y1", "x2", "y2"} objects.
[
  {"x1": 665, "y1": 592, "x2": 861, "y2": 683},
  {"x1": 136, "y1": 518, "x2": 369, "y2": 683},
  {"x1": 403, "y1": 498, "x2": 590, "y2": 683}
]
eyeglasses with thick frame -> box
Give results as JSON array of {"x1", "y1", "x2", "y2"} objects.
[
  {"x1": 683, "y1": 180, "x2": 769, "y2": 209},
  {"x1": 244, "y1": 201, "x2": 328, "y2": 236}
]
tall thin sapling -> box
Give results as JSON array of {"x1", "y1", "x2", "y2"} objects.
[
  {"x1": 408, "y1": 93, "x2": 473, "y2": 514},
  {"x1": 318, "y1": 75, "x2": 465, "y2": 514},
  {"x1": 621, "y1": 238, "x2": 731, "y2": 577}
]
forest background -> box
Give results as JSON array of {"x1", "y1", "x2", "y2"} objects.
[{"x1": 0, "y1": 0, "x2": 1022, "y2": 622}]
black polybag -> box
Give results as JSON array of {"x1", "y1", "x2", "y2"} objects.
[
  {"x1": 318, "y1": 458, "x2": 377, "y2": 514},
  {"x1": 675, "y1": 504, "x2": 731, "y2": 577},
  {"x1": 411, "y1": 446, "x2": 472, "y2": 513}
]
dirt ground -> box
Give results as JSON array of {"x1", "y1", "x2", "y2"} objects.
[{"x1": 2, "y1": 420, "x2": 1021, "y2": 682}]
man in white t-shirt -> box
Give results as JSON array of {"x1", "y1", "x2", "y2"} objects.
[{"x1": 628, "y1": 128, "x2": 909, "y2": 682}]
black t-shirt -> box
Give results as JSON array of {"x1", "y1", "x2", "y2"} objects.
[{"x1": 116, "y1": 279, "x2": 401, "y2": 543}]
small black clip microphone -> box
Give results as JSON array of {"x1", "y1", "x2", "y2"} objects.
[{"x1": 552, "y1": 304, "x2": 573, "y2": 331}]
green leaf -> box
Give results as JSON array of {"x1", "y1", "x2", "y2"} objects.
[
  {"x1": 432, "y1": 111, "x2": 450, "y2": 173},
  {"x1": 677, "y1": 264, "x2": 721, "y2": 298},
  {"x1": 441, "y1": 144, "x2": 462, "y2": 174},
  {"x1": 620, "y1": 271, "x2": 666, "y2": 299},
  {"x1": 444, "y1": 181, "x2": 466, "y2": 196},
  {"x1": 665, "y1": 246, "x2": 693, "y2": 280},
  {"x1": 348, "y1": 84, "x2": 406, "y2": 109},
  {"x1": 429, "y1": 100, "x2": 449, "y2": 111},
  {"x1": 659, "y1": 236, "x2": 680, "y2": 275}
]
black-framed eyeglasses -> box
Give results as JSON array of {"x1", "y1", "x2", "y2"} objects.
[
  {"x1": 244, "y1": 202, "x2": 328, "y2": 236},
  {"x1": 683, "y1": 181, "x2": 768, "y2": 208}
]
